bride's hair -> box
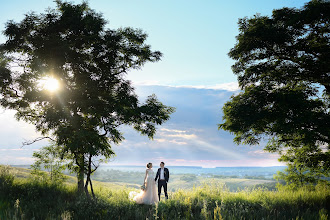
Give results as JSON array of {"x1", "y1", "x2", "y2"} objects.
[{"x1": 146, "y1": 163, "x2": 152, "y2": 168}]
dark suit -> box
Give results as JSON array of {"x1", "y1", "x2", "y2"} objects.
[{"x1": 155, "y1": 167, "x2": 169, "y2": 200}]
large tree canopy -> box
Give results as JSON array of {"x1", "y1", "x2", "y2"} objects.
[
  {"x1": 0, "y1": 1, "x2": 174, "y2": 193},
  {"x1": 219, "y1": 0, "x2": 330, "y2": 184}
]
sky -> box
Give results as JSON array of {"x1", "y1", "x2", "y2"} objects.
[{"x1": 0, "y1": 0, "x2": 311, "y2": 167}]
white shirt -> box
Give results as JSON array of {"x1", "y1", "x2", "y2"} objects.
[{"x1": 160, "y1": 168, "x2": 165, "y2": 179}]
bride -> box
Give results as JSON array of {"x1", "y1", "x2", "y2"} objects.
[{"x1": 129, "y1": 163, "x2": 159, "y2": 205}]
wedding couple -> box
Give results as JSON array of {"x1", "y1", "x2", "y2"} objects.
[{"x1": 129, "y1": 162, "x2": 169, "y2": 205}]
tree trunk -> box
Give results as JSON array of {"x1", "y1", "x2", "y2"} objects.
[
  {"x1": 84, "y1": 174, "x2": 91, "y2": 200},
  {"x1": 77, "y1": 155, "x2": 85, "y2": 194},
  {"x1": 89, "y1": 177, "x2": 95, "y2": 199},
  {"x1": 84, "y1": 154, "x2": 95, "y2": 199}
]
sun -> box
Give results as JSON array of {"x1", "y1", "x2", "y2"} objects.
[{"x1": 39, "y1": 77, "x2": 60, "y2": 92}]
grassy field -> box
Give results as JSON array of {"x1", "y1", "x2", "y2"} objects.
[
  {"x1": 3, "y1": 165, "x2": 279, "y2": 193},
  {"x1": 10, "y1": 165, "x2": 279, "y2": 192},
  {"x1": 0, "y1": 165, "x2": 329, "y2": 219},
  {"x1": 88, "y1": 167, "x2": 279, "y2": 192}
]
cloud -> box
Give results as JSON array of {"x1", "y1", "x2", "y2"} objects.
[
  {"x1": 0, "y1": 155, "x2": 36, "y2": 165},
  {"x1": 169, "y1": 140, "x2": 188, "y2": 145},
  {"x1": 167, "y1": 134, "x2": 197, "y2": 139},
  {"x1": 155, "y1": 138, "x2": 166, "y2": 143},
  {"x1": 159, "y1": 128, "x2": 196, "y2": 140},
  {"x1": 0, "y1": 85, "x2": 282, "y2": 167},
  {"x1": 133, "y1": 81, "x2": 240, "y2": 91},
  {"x1": 0, "y1": 148, "x2": 24, "y2": 151},
  {"x1": 191, "y1": 138, "x2": 244, "y2": 160},
  {"x1": 168, "y1": 82, "x2": 240, "y2": 91},
  {"x1": 0, "y1": 109, "x2": 47, "y2": 148},
  {"x1": 159, "y1": 128, "x2": 187, "y2": 133},
  {"x1": 151, "y1": 127, "x2": 245, "y2": 160},
  {"x1": 126, "y1": 158, "x2": 284, "y2": 168},
  {"x1": 248, "y1": 150, "x2": 280, "y2": 159}
]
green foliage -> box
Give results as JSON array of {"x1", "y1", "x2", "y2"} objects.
[
  {"x1": 31, "y1": 144, "x2": 68, "y2": 184},
  {"x1": 274, "y1": 145, "x2": 330, "y2": 189},
  {"x1": 0, "y1": 165, "x2": 14, "y2": 189},
  {"x1": 213, "y1": 201, "x2": 223, "y2": 220},
  {"x1": 180, "y1": 174, "x2": 197, "y2": 182},
  {"x1": 0, "y1": 0, "x2": 174, "y2": 192},
  {"x1": 219, "y1": 0, "x2": 330, "y2": 186}
]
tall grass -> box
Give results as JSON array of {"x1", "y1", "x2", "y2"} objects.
[{"x1": 0, "y1": 165, "x2": 329, "y2": 219}]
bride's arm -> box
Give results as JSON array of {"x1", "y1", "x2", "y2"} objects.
[{"x1": 144, "y1": 170, "x2": 147, "y2": 184}]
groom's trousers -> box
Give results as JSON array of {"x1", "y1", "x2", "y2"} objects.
[{"x1": 158, "y1": 179, "x2": 168, "y2": 200}]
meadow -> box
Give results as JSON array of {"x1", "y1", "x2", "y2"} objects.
[
  {"x1": 84, "y1": 167, "x2": 280, "y2": 192},
  {"x1": 0, "y1": 165, "x2": 329, "y2": 220}
]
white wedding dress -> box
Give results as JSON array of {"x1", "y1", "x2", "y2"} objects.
[{"x1": 129, "y1": 168, "x2": 159, "y2": 205}]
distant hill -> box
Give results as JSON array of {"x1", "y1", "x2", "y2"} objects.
[{"x1": 3, "y1": 165, "x2": 279, "y2": 191}]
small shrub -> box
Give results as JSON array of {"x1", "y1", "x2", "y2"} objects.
[{"x1": 0, "y1": 165, "x2": 15, "y2": 190}]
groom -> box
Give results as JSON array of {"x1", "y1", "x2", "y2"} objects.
[{"x1": 155, "y1": 161, "x2": 169, "y2": 200}]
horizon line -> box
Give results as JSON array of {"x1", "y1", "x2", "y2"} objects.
[{"x1": 7, "y1": 164, "x2": 287, "y2": 168}]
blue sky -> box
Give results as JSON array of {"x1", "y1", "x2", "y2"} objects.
[{"x1": 0, "y1": 0, "x2": 310, "y2": 167}]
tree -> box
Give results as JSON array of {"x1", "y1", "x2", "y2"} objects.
[
  {"x1": 31, "y1": 144, "x2": 68, "y2": 184},
  {"x1": 219, "y1": 0, "x2": 330, "y2": 185},
  {"x1": 0, "y1": 1, "x2": 175, "y2": 194},
  {"x1": 274, "y1": 144, "x2": 328, "y2": 189}
]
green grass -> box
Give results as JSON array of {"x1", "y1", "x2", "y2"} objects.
[{"x1": 1, "y1": 165, "x2": 329, "y2": 220}]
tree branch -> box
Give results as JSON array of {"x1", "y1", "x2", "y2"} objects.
[
  {"x1": 91, "y1": 159, "x2": 99, "y2": 174},
  {"x1": 100, "y1": 117, "x2": 108, "y2": 137},
  {"x1": 22, "y1": 136, "x2": 55, "y2": 147}
]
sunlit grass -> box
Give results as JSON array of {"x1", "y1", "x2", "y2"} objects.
[{"x1": 1, "y1": 165, "x2": 329, "y2": 219}]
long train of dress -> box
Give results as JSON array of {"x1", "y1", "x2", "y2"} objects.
[{"x1": 129, "y1": 169, "x2": 159, "y2": 205}]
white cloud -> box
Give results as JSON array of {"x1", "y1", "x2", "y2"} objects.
[
  {"x1": 132, "y1": 80, "x2": 162, "y2": 86},
  {"x1": 154, "y1": 127, "x2": 244, "y2": 160},
  {"x1": 248, "y1": 150, "x2": 280, "y2": 159},
  {"x1": 145, "y1": 158, "x2": 284, "y2": 168},
  {"x1": 0, "y1": 109, "x2": 46, "y2": 147},
  {"x1": 159, "y1": 128, "x2": 187, "y2": 133},
  {"x1": 192, "y1": 138, "x2": 243, "y2": 159},
  {"x1": 0, "y1": 148, "x2": 40, "y2": 151},
  {"x1": 0, "y1": 155, "x2": 36, "y2": 165},
  {"x1": 169, "y1": 82, "x2": 240, "y2": 91},
  {"x1": 0, "y1": 148, "x2": 24, "y2": 151},
  {"x1": 133, "y1": 81, "x2": 240, "y2": 91},
  {"x1": 167, "y1": 134, "x2": 197, "y2": 139},
  {"x1": 169, "y1": 140, "x2": 188, "y2": 145},
  {"x1": 0, "y1": 85, "x2": 283, "y2": 167},
  {"x1": 159, "y1": 128, "x2": 197, "y2": 140},
  {"x1": 155, "y1": 138, "x2": 166, "y2": 143}
]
